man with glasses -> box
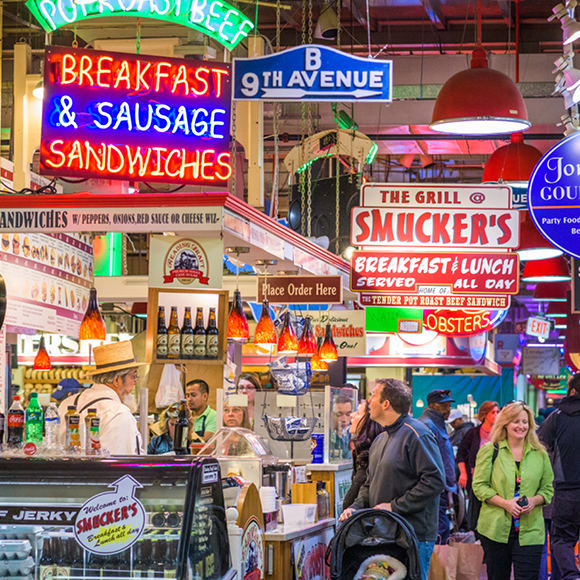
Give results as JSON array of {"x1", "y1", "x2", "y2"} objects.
[{"x1": 58, "y1": 341, "x2": 145, "y2": 455}]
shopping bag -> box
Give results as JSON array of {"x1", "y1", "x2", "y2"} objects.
[
  {"x1": 155, "y1": 364, "x2": 184, "y2": 408},
  {"x1": 449, "y1": 540, "x2": 484, "y2": 580},
  {"x1": 428, "y1": 544, "x2": 458, "y2": 580}
]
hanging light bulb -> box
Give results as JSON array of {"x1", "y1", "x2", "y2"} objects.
[
  {"x1": 33, "y1": 336, "x2": 51, "y2": 370},
  {"x1": 298, "y1": 316, "x2": 317, "y2": 356},
  {"x1": 277, "y1": 311, "x2": 298, "y2": 354},
  {"x1": 311, "y1": 337, "x2": 329, "y2": 370},
  {"x1": 254, "y1": 299, "x2": 277, "y2": 347},
  {"x1": 227, "y1": 289, "x2": 249, "y2": 342},
  {"x1": 319, "y1": 323, "x2": 338, "y2": 362},
  {"x1": 226, "y1": 247, "x2": 250, "y2": 342},
  {"x1": 79, "y1": 287, "x2": 106, "y2": 341}
]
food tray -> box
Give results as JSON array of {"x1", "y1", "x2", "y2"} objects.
[
  {"x1": 0, "y1": 557, "x2": 35, "y2": 576},
  {"x1": 263, "y1": 415, "x2": 318, "y2": 441},
  {"x1": 270, "y1": 363, "x2": 312, "y2": 396},
  {"x1": 0, "y1": 541, "x2": 31, "y2": 560}
]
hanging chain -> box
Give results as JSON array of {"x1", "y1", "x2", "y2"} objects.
[
  {"x1": 136, "y1": 18, "x2": 141, "y2": 55},
  {"x1": 336, "y1": 0, "x2": 341, "y2": 49},
  {"x1": 300, "y1": 0, "x2": 307, "y2": 236},
  {"x1": 231, "y1": 101, "x2": 237, "y2": 197},
  {"x1": 335, "y1": 0, "x2": 341, "y2": 254},
  {"x1": 306, "y1": 0, "x2": 313, "y2": 237},
  {"x1": 72, "y1": 23, "x2": 78, "y2": 48},
  {"x1": 276, "y1": 0, "x2": 281, "y2": 51},
  {"x1": 271, "y1": 0, "x2": 282, "y2": 219}
]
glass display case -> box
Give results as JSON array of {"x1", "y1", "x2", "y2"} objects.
[
  {"x1": 0, "y1": 456, "x2": 234, "y2": 580},
  {"x1": 197, "y1": 427, "x2": 277, "y2": 489},
  {"x1": 325, "y1": 386, "x2": 358, "y2": 463}
]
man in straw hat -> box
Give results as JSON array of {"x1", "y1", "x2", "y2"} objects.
[{"x1": 58, "y1": 341, "x2": 145, "y2": 455}]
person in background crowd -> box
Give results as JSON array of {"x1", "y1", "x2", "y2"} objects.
[
  {"x1": 473, "y1": 402, "x2": 554, "y2": 580},
  {"x1": 148, "y1": 402, "x2": 191, "y2": 454},
  {"x1": 58, "y1": 341, "x2": 144, "y2": 455},
  {"x1": 185, "y1": 379, "x2": 216, "y2": 441},
  {"x1": 51, "y1": 378, "x2": 82, "y2": 403},
  {"x1": 342, "y1": 400, "x2": 384, "y2": 511},
  {"x1": 539, "y1": 374, "x2": 580, "y2": 580},
  {"x1": 339, "y1": 379, "x2": 445, "y2": 580},
  {"x1": 457, "y1": 401, "x2": 500, "y2": 490},
  {"x1": 420, "y1": 389, "x2": 457, "y2": 545},
  {"x1": 223, "y1": 401, "x2": 252, "y2": 429},
  {"x1": 447, "y1": 409, "x2": 475, "y2": 448},
  {"x1": 235, "y1": 372, "x2": 261, "y2": 428},
  {"x1": 331, "y1": 394, "x2": 353, "y2": 460}
]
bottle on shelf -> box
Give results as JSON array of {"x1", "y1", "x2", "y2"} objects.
[
  {"x1": 180, "y1": 307, "x2": 194, "y2": 360},
  {"x1": 149, "y1": 539, "x2": 166, "y2": 579},
  {"x1": 25, "y1": 393, "x2": 43, "y2": 444},
  {"x1": 133, "y1": 542, "x2": 147, "y2": 579},
  {"x1": 103, "y1": 552, "x2": 118, "y2": 579},
  {"x1": 65, "y1": 406, "x2": 81, "y2": 450},
  {"x1": 39, "y1": 536, "x2": 55, "y2": 580},
  {"x1": 193, "y1": 308, "x2": 207, "y2": 360},
  {"x1": 85, "y1": 408, "x2": 101, "y2": 454},
  {"x1": 70, "y1": 539, "x2": 83, "y2": 580},
  {"x1": 45, "y1": 402, "x2": 60, "y2": 450},
  {"x1": 167, "y1": 307, "x2": 181, "y2": 360},
  {"x1": 0, "y1": 407, "x2": 4, "y2": 447},
  {"x1": 7, "y1": 396, "x2": 25, "y2": 447},
  {"x1": 117, "y1": 548, "x2": 131, "y2": 578},
  {"x1": 55, "y1": 536, "x2": 72, "y2": 580},
  {"x1": 156, "y1": 306, "x2": 168, "y2": 360},
  {"x1": 173, "y1": 400, "x2": 190, "y2": 456},
  {"x1": 164, "y1": 540, "x2": 177, "y2": 579},
  {"x1": 87, "y1": 553, "x2": 103, "y2": 579},
  {"x1": 205, "y1": 307, "x2": 219, "y2": 360}
]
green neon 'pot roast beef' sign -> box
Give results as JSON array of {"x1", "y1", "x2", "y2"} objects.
[{"x1": 26, "y1": 0, "x2": 254, "y2": 50}]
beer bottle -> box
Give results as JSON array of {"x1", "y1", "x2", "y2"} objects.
[
  {"x1": 156, "y1": 306, "x2": 168, "y2": 360},
  {"x1": 173, "y1": 400, "x2": 189, "y2": 456},
  {"x1": 205, "y1": 307, "x2": 219, "y2": 360},
  {"x1": 56, "y1": 536, "x2": 71, "y2": 580},
  {"x1": 70, "y1": 540, "x2": 83, "y2": 580},
  {"x1": 180, "y1": 307, "x2": 194, "y2": 360},
  {"x1": 117, "y1": 548, "x2": 130, "y2": 578},
  {"x1": 164, "y1": 540, "x2": 177, "y2": 579},
  {"x1": 167, "y1": 307, "x2": 181, "y2": 360},
  {"x1": 40, "y1": 536, "x2": 55, "y2": 580},
  {"x1": 193, "y1": 308, "x2": 207, "y2": 360}
]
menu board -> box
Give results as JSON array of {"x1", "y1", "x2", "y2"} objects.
[{"x1": 0, "y1": 232, "x2": 93, "y2": 335}]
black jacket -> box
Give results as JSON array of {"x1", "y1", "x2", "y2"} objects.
[
  {"x1": 350, "y1": 414, "x2": 445, "y2": 542},
  {"x1": 456, "y1": 424, "x2": 483, "y2": 489},
  {"x1": 450, "y1": 421, "x2": 474, "y2": 448},
  {"x1": 539, "y1": 396, "x2": 580, "y2": 490},
  {"x1": 342, "y1": 447, "x2": 370, "y2": 510}
]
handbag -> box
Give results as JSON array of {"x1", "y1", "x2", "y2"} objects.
[{"x1": 467, "y1": 444, "x2": 499, "y2": 531}]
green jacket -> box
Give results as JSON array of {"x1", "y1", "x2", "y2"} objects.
[{"x1": 473, "y1": 440, "x2": 554, "y2": 545}]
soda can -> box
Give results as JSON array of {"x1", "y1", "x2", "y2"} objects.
[{"x1": 310, "y1": 433, "x2": 324, "y2": 464}]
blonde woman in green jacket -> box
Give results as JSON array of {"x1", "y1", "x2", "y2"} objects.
[{"x1": 473, "y1": 401, "x2": 554, "y2": 580}]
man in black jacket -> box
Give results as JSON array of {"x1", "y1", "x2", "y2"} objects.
[
  {"x1": 339, "y1": 379, "x2": 445, "y2": 580},
  {"x1": 539, "y1": 374, "x2": 580, "y2": 580}
]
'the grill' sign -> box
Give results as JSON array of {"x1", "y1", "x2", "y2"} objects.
[{"x1": 75, "y1": 475, "x2": 146, "y2": 555}]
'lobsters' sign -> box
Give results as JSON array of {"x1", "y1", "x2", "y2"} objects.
[
  {"x1": 26, "y1": 0, "x2": 253, "y2": 50},
  {"x1": 40, "y1": 46, "x2": 231, "y2": 185}
]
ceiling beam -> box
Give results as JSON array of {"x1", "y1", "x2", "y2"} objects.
[
  {"x1": 497, "y1": 0, "x2": 514, "y2": 28},
  {"x1": 343, "y1": 0, "x2": 376, "y2": 33},
  {"x1": 422, "y1": 0, "x2": 447, "y2": 30}
]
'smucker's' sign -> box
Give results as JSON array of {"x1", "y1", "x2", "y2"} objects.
[{"x1": 40, "y1": 46, "x2": 231, "y2": 185}]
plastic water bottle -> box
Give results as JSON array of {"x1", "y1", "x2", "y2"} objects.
[
  {"x1": 25, "y1": 393, "x2": 44, "y2": 444},
  {"x1": 44, "y1": 402, "x2": 60, "y2": 450}
]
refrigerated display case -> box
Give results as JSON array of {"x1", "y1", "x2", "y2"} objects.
[{"x1": 0, "y1": 456, "x2": 234, "y2": 580}]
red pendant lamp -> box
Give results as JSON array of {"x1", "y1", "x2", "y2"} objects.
[
  {"x1": 33, "y1": 336, "x2": 51, "y2": 370},
  {"x1": 298, "y1": 316, "x2": 317, "y2": 356},
  {"x1": 311, "y1": 337, "x2": 329, "y2": 371},
  {"x1": 254, "y1": 299, "x2": 277, "y2": 347},
  {"x1": 79, "y1": 287, "x2": 106, "y2": 341},
  {"x1": 226, "y1": 247, "x2": 250, "y2": 342},
  {"x1": 319, "y1": 323, "x2": 338, "y2": 362},
  {"x1": 522, "y1": 256, "x2": 571, "y2": 283},
  {"x1": 482, "y1": 133, "x2": 542, "y2": 184},
  {"x1": 517, "y1": 213, "x2": 564, "y2": 262},
  {"x1": 277, "y1": 311, "x2": 298, "y2": 354},
  {"x1": 533, "y1": 281, "x2": 570, "y2": 302},
  {"x1": 430, "y1": 0, "x2": 529, "y2": 135},
  {"x1": 546, "y1": 301, "x2": 568, "y2": 318}
]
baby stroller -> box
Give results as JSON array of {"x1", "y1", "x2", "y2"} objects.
[{"x1": 326, "y1": 509, "x2": 421, "y2": 580}]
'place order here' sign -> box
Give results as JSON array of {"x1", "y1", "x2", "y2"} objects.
[{"x1": 40, "y1": 46, "x2": 231, "y2": 185}]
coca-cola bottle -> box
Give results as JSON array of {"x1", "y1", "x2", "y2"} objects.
[{"x1": 7, "y1": 396, "x2": 25, "y2": 447}]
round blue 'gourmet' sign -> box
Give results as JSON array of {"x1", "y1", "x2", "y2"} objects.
[{"x1": 528, "y1": 131, "x2": 580, "y2": 259}]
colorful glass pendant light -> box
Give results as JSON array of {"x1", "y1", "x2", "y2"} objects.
[
  {"x1": 277, "y1": 311, "x2": 298, "y2": 354},
  {"x1": 311, "y1": 337, "x2": 329, "y2": 371},
  {"x1": 226, "y1": 247, "x2": 250, "y2": 342},
  {"x1": 298, "y1": 316, "x2": 317, "y2": 356},
  {"x1": 430, "y1": 1, "x2": 529, "y2": 135},
  {"x1": 254, "y1": 299, "x2": 277, "y2": 347},
  {"x1": 79, "y1": 287, "x2": 106, "y2": 341},
  {"x1": 533, "y1": 281, "x2": 570, "y2": 302},
  {"x1": 522, "y1": 256, "x2": 571, "y2": 283},
  {"x1": 319, "y1": 323, "x2": 338, "y2": 362},
  {"x1": 33, "y1": 336, "x2": 51, "y2": 370}
]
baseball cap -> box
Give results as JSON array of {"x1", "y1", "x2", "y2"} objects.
[
  {"x1": 427, "y1": 389, "x2": 455, "y2": 405},
  {"x1": 446, "y1": 409, "x2": 463, "y2": 423},
  {"x1": 51, "y1": 378, "x2": 81, "y2": 401}
]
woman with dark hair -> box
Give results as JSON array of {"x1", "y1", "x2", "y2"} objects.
[
  {"x1": 342, "y1": 400, "x2": 385, "y2": 510},
  {"x1": 236, "y1": 372, "x2": 262, "y2": 428}
]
